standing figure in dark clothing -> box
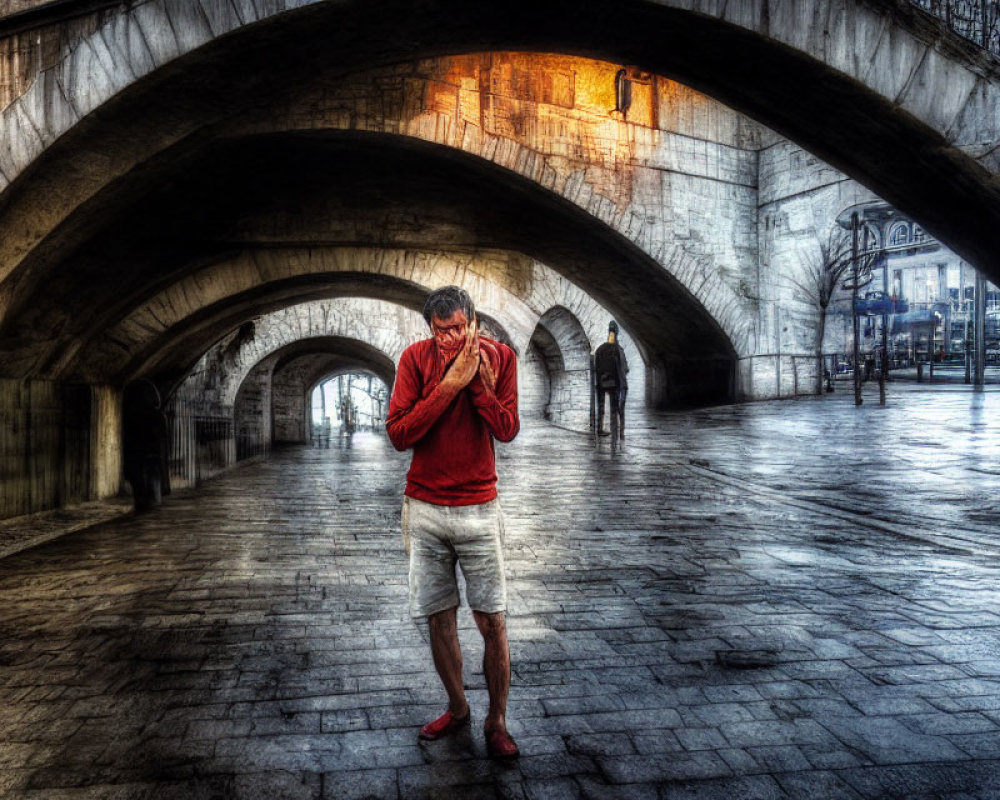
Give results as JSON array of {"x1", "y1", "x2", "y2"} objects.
[
  {"x1": 122, "y1": 380, "x2": 170, "y2": 513},
  {"x1": 386, "y1": 286, "x2": 521, "y2": 760},
  {"x1": 594, "y1": 320, "x2": 629, "y2": 440}
]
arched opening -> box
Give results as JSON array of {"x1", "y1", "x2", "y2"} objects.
[
  {"x1": 2, "y1": 0, "x2": 997, "y2": 304},
  {"x1": 171, "y1": 331, "x2": 398, "y2": 488},
  {"x1": 309, "y1": 372, "x2": 390, "y2": 446},
  {"x1": 11, "y1": 132, "x2": 735, "y2": 409},
  {"x1": 524, "y1": 306, "x2": 594, "y2": 430}
]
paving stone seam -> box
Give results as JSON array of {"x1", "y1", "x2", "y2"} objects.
[
  {"x1": 0, "y1": 500, "x2": 132, "y2": 561},
  {"x1": 682, "y1": 463, "x2": 1000, "y2": 558}
]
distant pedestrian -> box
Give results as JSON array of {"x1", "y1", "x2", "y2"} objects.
[
  {"x1": 594, "y1": 320, "x2": 629, "y2": 440},
  {"x1": 386, "y1": 286, "x2": 521, "y2": 760},
  {"x1": 122, "y1": 380, "x2": 170, "y2": 513}
]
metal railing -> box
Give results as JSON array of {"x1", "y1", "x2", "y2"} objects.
[
  {"x1": 167, "y1": 399, "x2": 236, "y2": 489},
  {"x1": 910, "y1": 0, "x2": 1000, "y2": 55},
  {"x1": 236, "y1": 422, "x2": 268, "y2": 463}
]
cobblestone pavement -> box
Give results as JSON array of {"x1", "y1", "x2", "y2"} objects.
[{"x1": 2, "y1": 383, "x2": 1000, "y2": 799}]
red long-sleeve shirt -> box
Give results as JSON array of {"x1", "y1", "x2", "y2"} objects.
[{"x1": 386, "y1": 336, "x2": 519, "y2": 505}]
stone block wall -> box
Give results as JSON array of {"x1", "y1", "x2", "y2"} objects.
[
  {"x1": 546, "y1": 368, "x2": 592, "y2": 431},
  {"x1": 754, "y1": 137, "x2": 881, "y2": 397},
  {"x1": 521, "y1": 342, "x2": 590, "y2": 431},
  {"x1": 259, "y1": 52, "x2": 766, "y2": 379},
  {"x1": 0, "y1": 4, "x2": 113, "y2": 110},
  {"x1": 0, "y1": 378, "x2": 120, "y2": 520},
  {"x1": 521, "y1": 342, "x2": 552, "y2": 421},
  {"x1": 234, "y1": 364, "x2": 273, "y2": 457},
  {"x1": 271, "y1": 361, "x2": 308, "y2": 444}
]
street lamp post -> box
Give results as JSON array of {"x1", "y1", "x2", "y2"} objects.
[
  {"x1": 975, "y1": 269, "x2": 987, "y2": 387},
  {"x1": 880, "y1": 249, "x2": 888, "y2": 406},
  {"x1": 851, "y1": 213, "x2": 863, "y2": 406},
  {"x1": 965, "y1": 299, "x2": 972, "y2": 384}
]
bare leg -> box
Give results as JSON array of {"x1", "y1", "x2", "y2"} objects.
[
  {"x1": 473, "y1": 610, "x2": 511, "y2": 733},
  {"x1": 610, "y1": 400, "x2": 619, "y2": 447},
  {"x1": 428, "y1": 607, "x2": 469, "y2": 718},
  {"x1": 617, "y1": 388, "x2": 627, "y2": 439}
]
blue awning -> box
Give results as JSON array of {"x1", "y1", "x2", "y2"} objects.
[{"x1": 892, "y1": 310, "x2": 937, "y2": 327}]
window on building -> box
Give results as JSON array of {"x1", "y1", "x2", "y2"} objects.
[{"x1": 888, "y1": 221, "x2": 911, "y2": 248}]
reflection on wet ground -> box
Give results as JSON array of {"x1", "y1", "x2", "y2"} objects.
[{"x1": 1, "y1": 382, "x2": 999, "y2": 798}]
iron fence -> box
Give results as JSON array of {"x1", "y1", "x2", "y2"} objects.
[
  {"x1": 166, "y1": 399, "x2": 233, "y2": 489},
  {"x1": 236, "y1": 422, "x2": 268, "y2": 462},
  {"x1": 909, "y1": 0, "x2": 1000, "y2": 55}
]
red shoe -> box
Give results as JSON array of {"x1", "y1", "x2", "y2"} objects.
[
  {"x1": 419, "y1": 710, "x2": 469, "y2": 740},
  {"x1": 485, "y1": 727, "x2": 520, "y2": 760}
]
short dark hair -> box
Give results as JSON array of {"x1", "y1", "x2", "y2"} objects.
[
  {"x1": 423, "y1": 286, "x2": 475, "y2": 325},
  {"x1": 608, "y1": 320, "x2": 619, "y2": 334}
]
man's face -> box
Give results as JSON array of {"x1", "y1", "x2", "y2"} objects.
[{"x1": 430, "y1": 310, "x2": 469, "y2": 359}]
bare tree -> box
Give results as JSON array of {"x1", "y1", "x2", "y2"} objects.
[{"x1": 792, "y1": 225, "x2": 876, "y2": 394}]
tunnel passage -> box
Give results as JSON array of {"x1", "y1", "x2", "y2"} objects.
[
  {"x1": 169, "y1": 332, "x2": 397, "y2": 488},
  {"x1": 12, "y1": 0, "x2": 997, "y2": 521},
  {"x1": 163, "y1": 288, "x2": 596, "y2": 495},
  {"x1": 172, "y1": 295, "x2": 527, "y2": 484},
  {"x1": 237, "y1": 336, "x2": 396, "y2": 453},
  {"x1": 308, "y1": 371, "x2": 390, "y2": 442},
  {"x1": 1, "y1": 0, "x2": 999, "y2": 309},
  {"x1": 3, "y1": 131, "x2": 736, "y2": 407}
]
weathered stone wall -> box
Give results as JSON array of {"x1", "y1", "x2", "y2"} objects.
[
  {"x1": 238, "y1": 53, "x2": 762, "y2": 365},
  {"x1": 0, "y1": 0, "x2": 995, "y2": 208},
  {"x1": 530, "y1": 305, "x2": 597, "y2": 430},
  {"x1": 521, "y1": 341, "x2": 552, "y2": 421},
  {"x1": 271, "y1": 362, "x2": 307, "y2": 443},
  {"x1": 546, "y1": 369, "x2": 592, "y2": 431},
  {"x1": 756, "y1": 137, "x2": 881, "y2": 395},
  {"x1": 0, "y1": 378, "x2": 119, "y2": 519},
  {"x1": 0, "y1": 4, "x2": 120, "y2": 113},
  {"x1": 234, "y1": 362, "x2": 272, "y2": 456},
  {"x1": 0, "y1": 0, "x2": 69, "y2": 18}
]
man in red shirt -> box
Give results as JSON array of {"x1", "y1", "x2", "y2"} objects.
[{"x1": 386, "y1": 286, "x2": 520, "y2": 760}]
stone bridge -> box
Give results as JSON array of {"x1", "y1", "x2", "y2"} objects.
[
  {"x1": 0, "y1": 1, "x2": 997, "y2": 385},
  {"x1": 0, "y1": 0, "x2": 998, "y2": 520}
]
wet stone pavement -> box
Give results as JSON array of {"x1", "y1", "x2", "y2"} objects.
[{"x1": 2, "y1": 383, "x2": 1000, "y2": 799}]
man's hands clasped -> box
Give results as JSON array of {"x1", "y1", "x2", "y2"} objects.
[{"x1": 442, "y1": 318, "x2": 496, "y2": 394}]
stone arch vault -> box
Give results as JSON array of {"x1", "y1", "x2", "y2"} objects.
[
  {"x1": 0, "y1": 0, "x2": 997, "y2": 402},
  {"x1": 0, "y1": 0, "x2": 998, "y2": 280},
  {"x1": 2, "y1": 0, "x2": 999, "y2": 520}
]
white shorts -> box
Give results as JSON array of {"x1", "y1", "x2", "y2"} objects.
[{"x1": 403, "y1": 496, "x2": 507, "y2": 619}]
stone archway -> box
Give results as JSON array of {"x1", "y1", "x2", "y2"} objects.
[
  {"x1": 301, "y1": 369, "x2": 390, "y2": 444},
  {"x1": 17, "y1": 129, "x2": 738, "y2": 406},
  {"x1": 1, "y1": 0, "x2": 998, "y2": 285},
  {"x1": 524, "y1": 306, "x2": 593, "y2": 431},
  {"x1": 198, "y1": 297, "x2": 525, "y2": 460},
  {"x1": 233, "y1": 338, "x2": 395, "y2": 454}
]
